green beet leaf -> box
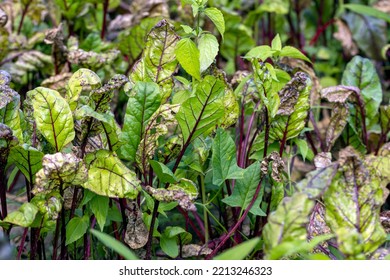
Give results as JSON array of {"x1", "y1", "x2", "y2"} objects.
[
  {"x1": 198, "y1": 33, "x2": 219, "y2": 72},
  {"x1": 118, "y1": 82, "x2": 161, "y2": 162},
  {"x1": 149, "y1": 160, "x2": 178, "y2": 184},
  {"x1": 160, "y1": 226, "x2": 192, "y2": 258},
  {"x1": 204, "y1": 8, "x2": 225, "y2": 39},
  {"x1": 28, "y1": 87, "x2": 75, "y2": 152},
  {"x1": 90, "y1": 229, "x2": 139, "y2": 260},
  {"x1": 222, "y1": 162, "x2": 265, "y2": 216},
  {"x1": 214, "y1": 237, "x2": 260, "y2": 260},
  {"x1": 211, "y1": 128, "x2": 244, "y2": 186},
  {"x1": 176, "y1": 75, "x2": 225, "y2": 143},
  {"x1": 4, "y1": 202, "x2": 39, "y2": 227},
  {"x1": 89, "y1": 194, "x2": 109, "y2": 231},
  {"x1": 84, "y1": 150, "x2": 141, "y2": 199},
  {"x1": 263, "y1": 193, "x2": 314, "y2": 259},
  {"x1": 8, "y1": 144, "x2": 44, "y2": 182},
  {"x1": 66, "y1": 215, "x2": 90, "y2": 245},
  {"x1": 175, "y1": 38, "x2": 200, "y2": 80},
  {"x1": 342, "y1": 56, "x2": 382, "y2": 129}
]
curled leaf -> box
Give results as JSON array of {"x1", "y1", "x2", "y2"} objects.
[
  {"x1": 124, "y1": 202, "x2": 149, "y2": 249},
  {"x1": 33, "y1": 152, "x2": 88, "y2": 194}
]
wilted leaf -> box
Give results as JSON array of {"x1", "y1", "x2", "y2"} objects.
[
  {"x1": 84, "y1": 150, "x2": 141, "y2": 199},
  {"x1": 182, "y1": 244, "x2": 212, "y2": 258},
  {"x1": 269, "y1": 72, "x2": 311, "y2": 141},
  {"x1": 325, "y1": 103, "x2": 349, "y2": 151},
  {"x1": 119, "y1": 82, "x2": 161, "y2": 162},
  {"x1": 124, "y1": 203, "x2": 149, "y2": 249},
  {"x1": 176, "y1": 75, "x2": 225, "y2": 143},
  {"x1": 323, "y1": 147, "x2": 387, "y2": 258},
  {"x1": 333, "y1": 19, "x2": 359, "y2": 57},
  {"x1": 67, "y1": 48, "x2": 120, "y2": 69},
  {"x1": 28, "y1": 87, "x2": 75, "y2": 152},
  {"x1": 321, "y1": 85, "x2": 359, "y2": 103},
  {"x1": 314, "y1": 152, "x2": 332, "y2": 169},
  {"x1": 222, "y1": 162, "x2": 265, "y2": 216},
  {"x1": 263, "y1": 193, "x2": 315, "y2": 258},
  {"x1": 33, "y1": 153, "x2": 88, "y2": 194},
  {"x1": 211, "y1": 128, "x2": 244, "y2": 186}
]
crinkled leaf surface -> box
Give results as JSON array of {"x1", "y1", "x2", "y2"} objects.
[
  {"x1": 66, "y1": 68, "x2": 101, "y2": 110},
  {"x1": 342, "y1": 56, "x2": 382, "y2": 129},
  {"x1": 8, "y1": 144, "x2": 44, "y2": 182},
  {"x1": 0, "y1": 81, "x2": 23, "y2": 142},
  {"x1": 325, "y1": 103, "x2": 349, "y2": 151},
  {"x1": 222, "y1": 162, "x2": 265, "y2": 216},
  {"x1": 263, "y1": 193, "x2": 314, "y2": 258},
  {"x1": 176, "y1": 75, "x2": 225, "y2": 143},
  {"x1": 119, "y1": 82, "x2": 161, "y2": 162},
  {"x1": 4, "y1": 202, "x2": 39, "y2": 227},
  {"x1": 84, "y1": 150, "x2": 140, "y2": 199},
  {"x1": 211, "y1": 128, "x2": 244, "y2": 186},
  {"x1": 28, "y1": 87, "x2": 75, "y2": 152},
  {"x1": 33, "y1": 152, "x2": 88, "y2": 194},
  {"x1": 323, "y1": 147, "x2": 387, "y2": 258},
  {"x1": 131, "y1": 19, "x2": 179, "y2": 99},
  {"x1": 269, "y1": 72, "x2": 311, "y2": 141}
]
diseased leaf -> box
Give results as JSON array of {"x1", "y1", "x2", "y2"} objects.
[
  {"x1": 320, "y1": 85, "x2": 359, "y2": 103},
  {"x1": 222, "y1": 162, "x2": 265, "y2": 216},
  {"x1": 4, "y1": 202, "x2": 39, "y2": 227},
  {"x1": 0, "y1": 75, "x2": 23, "y2": 142},
  {"x1": 89, "y1": 194, "x2": 109, "y2": 231},
  {"x1": 323, "y1": 147, "x2": 387, "y2": 258},
  {"x1": 269, "y1": 72, "x2": 311, "y2": 141},
  {"x1": 198, "y1": 33, "x2": 219, "y2": 72},
  {"x1": 31, "y1": 191, "x2": 62, "y2": 221},
  {"x1": 131, "y1": 19, "x2": 179, "y2": 99},
  {"x1": 175, "y1": 38, "x2": 200, "y2": 80},
  {"x1": 176, "y1": 75, "x2": 225, "y2": 143},
  {"x1": 28, "y1": 87, "x2": 75, "y2": 152},
  {"x1": 204, "y1": 8, "x2": 225, "y2": 38},
  {"x1": 325, "y1": 103, "x2": 349, "y2": 152},
  {"x1": 124, "y1": 203, "x2": 149, "y2": 249},
  {"x1": 33, "y1": 153, "x2": 88, "y2": 195},
  {"x1": 84, "y1": 150, "x2": 141, "y2": 199},
  {"x1": 8, "y1": 144, "x2": 44, "y2": 182},
  {"x1": 118, "y1": 82, "x2": 161, "y2": 162},
  {"x1": 263, "y1": 193, "x2": 315, "y2": 258},
  {"x1": 66, "y1": 68, "x2": 101, "y2": 111},
  {"x1": 150, "y1": 160, "x2": 178, "y2": 184},
  {"x1": 211, "y1": 128, "x2": 244, "y2": 186},
  {"x1": 66, "y1": 215, "x2": 89, "y2": 245}
]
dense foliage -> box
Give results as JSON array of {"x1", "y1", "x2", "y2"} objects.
[{"x1": 0, "y1": 0, "x2": 389, "y2": 260}]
